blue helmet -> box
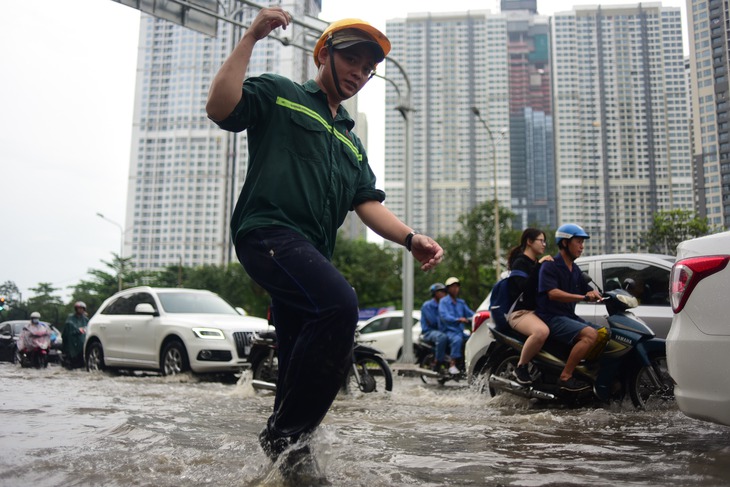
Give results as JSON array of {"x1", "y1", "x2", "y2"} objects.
[
  {"x1": 429, "y1": 283, "x2": 446, "y2": 296},
  {"x1": 555, "y1": 224, "x2": 590, "y2": 246}
]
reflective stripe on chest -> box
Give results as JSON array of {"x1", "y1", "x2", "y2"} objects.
[{"x1": 275, "y1": 96, "x2": 362, "y2": 162}]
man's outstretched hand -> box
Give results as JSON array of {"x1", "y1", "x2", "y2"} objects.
[{"x1": 410, "y1": 235, "x2": 444, "y2": 271}]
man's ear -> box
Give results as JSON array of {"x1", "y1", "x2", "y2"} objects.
[{"x1": 317, "y1": 46, "x2": 330, "y2": 67}]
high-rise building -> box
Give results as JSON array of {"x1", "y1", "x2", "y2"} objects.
[
  {"x1": 123, "y1": 1, "x2": 323, "y2": 270},
  {"x1": 384, "y1": 11, "x2": 511, "y2": 239},
  {"x1": 384, "y1": 6, "x2": 556, "y2": 240},
  {"x1": 551, "y1": 4, "x2": 694, "y2": 254},
  {"x1": 686, "y1": 0, "x2": 730, "y2": 229},
  {"x1": 502, "y1": 3, "x2": 556, "y2": 229}
]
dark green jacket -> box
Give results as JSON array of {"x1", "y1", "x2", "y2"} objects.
[
  {"x1": 62, "y1": 313, "x2": 88, "y2": 359},
  {"x1": 213, "y1": 74, "x2": 385, "y2": 259}
]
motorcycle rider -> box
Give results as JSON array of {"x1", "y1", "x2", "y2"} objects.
[
  {"x1": 438, "y1": 277, "x2": 474, "y2": 375},
  {"x1": 536, "y1": 224, "x2": 602, "y2": 392},
  {"x1": 18, "y1": 311, "x2": 51, "y2": 354},
  {"x1": 420, "y1": 283, "x2": 448, "y2": 372},
  {"x1": 62, "y1": 301, "x2": 88, "y2": 369},
  {"x1": 506, "y1": 228, "x2": 553, "y2": 385}
]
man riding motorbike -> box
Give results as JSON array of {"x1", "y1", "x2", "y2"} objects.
[
  {"x1": 17, "y1": 312, "x2": 52, "y2": 366},
  {"x1": 419, "y1": 283, "x2": 448, "y2": 372},
  {"x1": 535, "y1": 224, "x2": 602, "y2": 392}
]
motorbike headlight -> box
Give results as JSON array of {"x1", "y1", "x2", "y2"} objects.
[{"x1": 192, "y1": 328, "x2": 225, "y2": 340}]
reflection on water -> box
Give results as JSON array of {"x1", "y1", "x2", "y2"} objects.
[{"x1": 0, "y1": 362, "x2": 729, "y2": 487}]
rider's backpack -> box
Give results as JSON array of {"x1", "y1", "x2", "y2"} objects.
[{"x1": 489, "y1": 270, "x2": 528, "y2": 330}]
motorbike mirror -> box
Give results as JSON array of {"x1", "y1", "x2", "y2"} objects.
[
  {"x1": 581, "y1": 271, "x2": 603, "y2": 295},
  {"x1": 622, "y1": 278, "x2": 636, "y2": 291},
  {"x1": 581, "y1": 271, "x2": 594, "y2": 285}
]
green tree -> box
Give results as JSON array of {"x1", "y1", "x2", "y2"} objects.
[
  {"x1": 433, "y1": 201, "x2": 520, "y2": 309},
  {"x1": 332, "y1": 236, "x2": 402, "y2": 309},
  {"x1": 67, "y1": 253, "x2": 156, "y2": 317},
  {"x1": 642, "y1": 210, "x2": 710, "y2": 255},
  {"x1": 0, "y1": 280, "x2": 25, "y2": 320},
  {"x1": 27, "y1": 282, "x2": 64, "y2": 326},
  {"x1": 0, "y1": 280, "x2": 21, "y2": 303}
]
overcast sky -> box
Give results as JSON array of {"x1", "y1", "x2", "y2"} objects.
[{"x1": 1, "y1": 0, "x2": 686, "y2": 302}]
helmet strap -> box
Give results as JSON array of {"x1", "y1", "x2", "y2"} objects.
[{"x1": 326, "y1": 36, "x2": 348, "y2": 100}]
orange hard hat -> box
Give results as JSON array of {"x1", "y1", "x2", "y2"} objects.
[{"x1": 313, "y1": 18, "x2": 391, "y2": 68}]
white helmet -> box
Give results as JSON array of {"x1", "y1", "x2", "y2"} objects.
[
  {"x1": 74, "y1": 301, "x2": 87, "y2": 309},
  {"x1": 30, "y1": 311, "x2": 41, "y2": 319}
]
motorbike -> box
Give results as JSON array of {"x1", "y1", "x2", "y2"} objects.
[
  {"x1": 414, "y1": 336, "x2": 467, "y2": 385},
  {"x1": 249, "y1": 329, "x2": 394, "y2": 394},
  {"x1": 477, "y1": 274, "x2": 675, "y2": 409},
  {"x1": 16, "y1": 325, "x2": 52, "y2": 368}
]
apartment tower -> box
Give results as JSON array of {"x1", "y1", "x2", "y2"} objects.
[
  {"x1": 384, "y1": 5, "x2": 555, "y2": 240},
  {"x1": 123, "y1": 0, "x2": 323, "y2": 270},
  {"x1": 384, "y1": 11, "x2": 511, "y2": 239},
  {"x1": 551, "y1": 3, "x2": 694, "y2": 253},
  {"x1": 687, "y1": 0, "x2": 730, "y2": 229}
]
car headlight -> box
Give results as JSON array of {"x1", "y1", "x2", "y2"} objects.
[{"x1": 192, "y1": 328, "x2": 226, "y2": 340}]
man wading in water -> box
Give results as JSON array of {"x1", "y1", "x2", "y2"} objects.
[{"x1": 206, "y1": 8, "x2": 444, "y2": 484}]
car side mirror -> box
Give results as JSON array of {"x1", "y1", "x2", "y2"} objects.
[
  {"x1": 135, "y1": 303, "x2": 158, "y2": 315},
  {"x1": 235, "y1": 306, "x2": 247, "y2": 316}
]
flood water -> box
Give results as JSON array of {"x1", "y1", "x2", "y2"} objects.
[{"x1": 1, "y1": 362, "x2": 730, "y2": 487}]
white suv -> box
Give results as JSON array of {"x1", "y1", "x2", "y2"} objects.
[
  {"x1": 667, "y1": 231, "x2": 730, "y2": 426},
  {"x1": 85, "y1": 287, "x2": 269, "y2": 376}
]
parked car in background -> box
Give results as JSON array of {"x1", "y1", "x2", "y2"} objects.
[
  {"x1": 667, "y1": 231, "x2": 730, "y2": 427},
  {"x1": 466, "y1": 253, "x2": 675, "y2": 381},
  {"x1": 84, "y1": 287, "x2": 269, "y2": 376},
  {"x1": 356, "y1": 310, "x2": 421, "y2": 362},
  {"x1": 0, "y1": 320, "x2": 63, "y2": 364},
  {"x1": 575, "y1": 253, "x2": 675, "y2": 338}
]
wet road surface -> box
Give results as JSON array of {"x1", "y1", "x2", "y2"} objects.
[{"x1": 1, "y1": 362, "x2": 729, "y2": 486}]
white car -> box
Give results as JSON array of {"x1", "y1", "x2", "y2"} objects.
[
  {"x1": 85, "y1": 287, "x2": 269, "y2": 376},
  {"x1": 575, "y1": 253, "x2": 675, "y2": 338},
  {"x1": 667, "y1": 231, "x2": 730, "y2": 426},
  {"x1": 464, "y1": 293, "x2": 493, "y2": 381},
  {"x1": 357, "y1": 310, "x2": 421, "y2": 362}
]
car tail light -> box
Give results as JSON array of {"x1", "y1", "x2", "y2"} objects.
[
  {"x1": 472, "y1": 310, "x2": 491, "y2": 333},
  {"x1": 670, "y1": 255, "x2": 729, "y2": 313}
]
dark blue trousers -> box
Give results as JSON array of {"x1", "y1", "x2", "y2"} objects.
[{"x1": 236, "y1": 227, "x2": 359, "y2": 442}]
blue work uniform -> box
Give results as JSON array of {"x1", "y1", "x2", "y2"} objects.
[
  {"x1": 438, "y1": 297, "x2": 474, "y2": 360},
  {"x1": 420, "y1": 298, "x2": 447, "y2": 362}
]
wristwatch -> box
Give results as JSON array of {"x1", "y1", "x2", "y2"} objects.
[{"x1": 404, "y1": 231, "x2": 418, "y2": 252}]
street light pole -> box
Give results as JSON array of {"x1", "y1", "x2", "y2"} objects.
[
  {"x1": 96, "y1": 212, "x2": 124, "y2": 292},
  {"x1": 471, "y1": 107, "x2": 504, "y2": 278},
  {"x1": 384, "y1": 57, "x2": 415, "y2": 364}
]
